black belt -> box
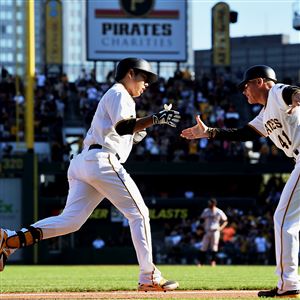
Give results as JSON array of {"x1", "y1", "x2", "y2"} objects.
[{"x1": 88, "y1": 144, "x2": 120, "y2": 160}]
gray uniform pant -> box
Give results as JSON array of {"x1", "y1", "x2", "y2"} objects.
[{"x1": 201, "y1": 230, "x2": 220, "y2": 252}]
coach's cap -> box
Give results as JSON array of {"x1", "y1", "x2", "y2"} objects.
[
  {"x1": 115, "y1": 57, "x2": 158, "y2": 84},
  {"x1": 238, "y1": 65, "x2": 277, "y2": 91}
]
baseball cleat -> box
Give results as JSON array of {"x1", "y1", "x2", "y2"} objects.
[
  {"x1": 138, "y1": 278, "x2": 179, "y2": 292},
  {"x1": 0, "y1": 229, "x2": 8, "y2": 272},
  {"x1": 258, "y1": 287, "x2": 300, "y2": 298}
]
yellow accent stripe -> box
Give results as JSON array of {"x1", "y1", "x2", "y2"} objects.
[{"x1": 279, "y1": 172, "x2": 300, "y2": 290}]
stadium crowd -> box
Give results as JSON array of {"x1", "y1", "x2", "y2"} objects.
[{"x1": 1, "y1": 65, "x2": 296, "y2": 163}]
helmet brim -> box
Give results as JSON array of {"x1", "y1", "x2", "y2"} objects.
[
  {"x1": 237, "y1": 80, "x2": 247, "y2": 91},
  {"x1": 146, "y1": 72, "x2": 158, "y2": 85},
  {"x1": 137, "y1": 69, "x2": 158, "y2": 85},
  {"x1": 237, "y1": 77, "x2": 277, "y2": 92}
]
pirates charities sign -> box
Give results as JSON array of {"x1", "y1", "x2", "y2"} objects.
[{"x1": 86, "y1": 0, "x2": 187, "y2": 61}]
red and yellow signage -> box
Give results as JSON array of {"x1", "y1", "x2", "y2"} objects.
[{"x1": 86, "y1": 0, "x2": 187, "y2": 62}]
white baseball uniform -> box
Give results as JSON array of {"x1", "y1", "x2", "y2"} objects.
[
  {"x1": 200, "y1": 207, "x2": 227, "y2": 252},
  {"x1": 249, "y1": 83, "x2": 300, "y2": 291},
  {"x1": 29, "y1": 83, "x2": 161, "y2": 284}
]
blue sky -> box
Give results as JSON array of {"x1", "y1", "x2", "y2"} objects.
[{"x1": 191, "y1": 0, "x2": 300, "y2": 50}]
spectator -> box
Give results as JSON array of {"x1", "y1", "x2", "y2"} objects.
[
  {"x1": 254, "y1": 232, "x2": 270, "y2": 265},
  {"x1": 224, "y1": 103, "x2": 240, "y2": 128},
  {"x1": 92, "y1": 236, "x2": 105, "y2": 249},
  {"x1": 222, "y1": 222, "x2": 236, "y2": 243}
]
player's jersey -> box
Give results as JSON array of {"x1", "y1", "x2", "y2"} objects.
[
  {"x1": 248, "y1": 84, "x2": 300, "y2": 158},
  {"x1": 200, "y1": 208, "x2": 227, "y2": 232},
  {"x1": 83, "y1": 83, "x2": 136, "y2": 163}
]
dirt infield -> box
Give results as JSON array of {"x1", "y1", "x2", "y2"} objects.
[{"x1": 0, "y1": 290, "x2": 259, "y2": 299}]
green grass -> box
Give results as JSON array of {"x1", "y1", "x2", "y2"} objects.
[{"x1": 0, "y1": 265, "x2": 278, "y2": 293}]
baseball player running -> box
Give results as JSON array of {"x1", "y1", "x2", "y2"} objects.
[
  {"x1": 181, "y1": 65, "x2": 300, "y2": 298},
  {"x1": 0, "y1": 57, "x2": 180, "y2": 292},
  {"x1": 198, "y1": 198, "x2": 228, "y2": 267}
]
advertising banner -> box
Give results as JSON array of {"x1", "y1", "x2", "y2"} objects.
[
  {"x1": 46, "y1": 0, "x2": 63, "y2": 75},
  {"x1": 86, "y1": 0, "x2": 187, "y2": 62},
  {"x1": 212, "y1": 2, "x2": 230, "y2": 66}
]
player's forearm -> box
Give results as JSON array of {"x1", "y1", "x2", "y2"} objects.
[
  {"x1": 115, "y1": 115, "x2": 159, "y2": 135},
  {"x1": 134, "y1": 116, "x2": 154, "y2": 132},
  {"x1": 219, "y1": 221, "x2": 228, "y2": 231},
  {"x1": 207, "y1": 125, "x2": 261, "y2": 141}
]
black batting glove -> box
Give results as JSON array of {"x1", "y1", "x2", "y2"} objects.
[{"x1": 152, "y1": 104, "x2": 181, "y2": 128}]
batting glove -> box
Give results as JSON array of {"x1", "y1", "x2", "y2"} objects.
[
  {"x1": 133, "y1": 129, "x2": 147, "y2": 144},
  {"x1": 152, "y1": 104, "x2": 181, "y2": 128}
]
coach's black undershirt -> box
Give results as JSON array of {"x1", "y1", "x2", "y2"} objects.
[{"x1": 208, "y1": 125, "x2": 261, "y2": 141}]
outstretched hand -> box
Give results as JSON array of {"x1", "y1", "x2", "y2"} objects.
[{"x1": 180, "y1": 115, "x2": 209, "y2": 139}]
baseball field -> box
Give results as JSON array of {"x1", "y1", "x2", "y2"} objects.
[{"x1": 0, "y1": 265, "x2": 278, "y2": 299}]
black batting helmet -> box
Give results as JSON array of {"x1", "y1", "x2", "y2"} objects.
[
  {"x1": 238, "y1": 65, "x2": 277, "y2": 91},
  {"x1": 115, "y1": 57, "x2": 158, "y2": 84}
]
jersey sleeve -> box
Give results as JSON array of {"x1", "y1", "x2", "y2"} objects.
[
  {"x1": 200, "y1": 209, "x2": 207, "y2": 219},
  {"x1": 220, "y1": 210, "x2": 228, "y2": 222},
  {"x1": 106, "y1": 91, "x2": 136, "y2": 127},
  {"x1": 248, "y1": 108, "x2": 268, "y2": 137}
]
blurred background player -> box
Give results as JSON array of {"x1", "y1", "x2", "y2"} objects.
[
  {"x1": 0, "y1": 57, "x2": 181, "y2": 292},
  {"x1": 197, "y1": 198, "x2": 228, "y2": 266}
]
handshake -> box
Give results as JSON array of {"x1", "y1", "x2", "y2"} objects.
[
  {"x1": 152, "y1": 104, "x2": 181, "y2": 128},
  {"x1": 133, "y1": 104, "x2": 181, "y2": 145}
]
